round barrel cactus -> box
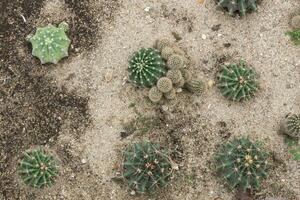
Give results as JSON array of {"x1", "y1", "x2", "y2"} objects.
[
  {"x1": 18, "y1": 149, "x2": 59, "y2": 188},
  {"x1": 215, "y1": 137, "x2": 269, "y2": 191},
  {"x1": 218, "y1": 61, "x2": 258, "y2": 101},
  {"x1": 217, "y1": 0, "x2": 258, "y2": 16},
  {"x1": 280, "y1": 114, "x2": 300, "y2": 139},
  {"x1": 26, "y1": 22, "x2": 71, "y2": 64},
  {"x1": 123, "y1": 141, "x2": 173, "y2": 193},
  {"x1": 128, "y1": 48, "x2": 167, "y2": 87}
]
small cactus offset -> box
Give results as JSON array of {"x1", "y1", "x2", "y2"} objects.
[
  {"x1": 280, "y1": 114, "x2": 300, "y2": 139},
  {"x1": 122, "y1": 141, "x2": 173, "y2": 193},
  {"x1": 26, "y1": 22, "x2": 71, "y2": 64},
  {"x1": 18, "y1": 149, "x2": 59, "y2": 188},
  {"x1": 218, "y1": 61, "x2": 258, "y2": 101},
  {"x1": 156, "y1": 77, "x2": 173, "y2": 93},
  {"x1": 215, "y1": 137, "x2": 269, "y2": 191},
  {"x1": 185, "y1": 80, "x2": 204, "y2": 95},
  {"x1": 128, "y1": 48, "x2": 167, "y2": 87},
  {"x1": 167, "y1": 54, "x2": 186, "y2": 69},
  {"x1": 217, "y1": 0, "x2": 258, "y2": 16},
  {"x1": 148, "y1": 86, "x2": 163, "y2": 103}
]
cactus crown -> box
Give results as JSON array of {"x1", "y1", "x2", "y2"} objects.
[
  {"x1": 217, "y1": 0, "x2": 257, "y2": 16},
  {"x1": 123, "y1": 141, "x2": 172, "y2": 193},
  {"x1": 18, "y1": 149, "x2": 59, "y2": 188},
  {"x1": 215, "y1": 137, "x2": 269, "y2": 191},
  {"x1": 218, "y1": 61, "x2": 258, "y2": 101},
  {"x1": 27, "y1": 22, "x2": 71, "y2": 64},
  {"x1": 284, "y1": 114, "x2": 300, "y2": 138},
  {"x1": 128, "y1": 48, "x2": 167, "y2": 88}
]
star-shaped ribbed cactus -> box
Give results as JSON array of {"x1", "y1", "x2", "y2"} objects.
[
  {"x1": 217, "y1": 0, "x2": 257, "y2": 16},
  {"x1": 123, "y1": 141, "x2": 173, "y2": 193},
  {"x1": 218, "y1": 61, "x2": 258, "y2": 101},
  {"x1": 26, "y1": 22, "x2": 71, "y2": 64},
  {"x1": 128, "y1": 48, "x2": 167, "y2": 87},
  {"x1": 215, "y1": 137, "x2": 269, "y2": 191},
  {"x1": 18, "y1": 149, "x2": 59, "y2": 188}
]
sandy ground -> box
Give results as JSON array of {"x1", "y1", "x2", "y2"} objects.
[{"x1": 1, "y1": 0, "x2": 300, "y2": 199}]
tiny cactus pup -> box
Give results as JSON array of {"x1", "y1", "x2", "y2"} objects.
[
  {"x1": 148, "y1": 86, "x2": 163, "y2": 103},
  {"x1": 215, "y1": 137, "x2": 269, "y2": 191},
  {"x1": 18, "y1": 149, "x2": 59, "y2": 188},
  {"x1": 26, "y1": 22, "x2": 71, "y2": 64},
  {"x1": 218, "y1": 61, "x2": 258, "y2": 101},
  {"x1": 280, "y1": 114, "x2": 300, "y2": 139},
  {"x1": 167, "y1": 54, "x2": 186, "y2": 69},
  {"x1": 128, "y1": 48, "x2": 167, "y2": 87},
  {"x1": 156, "y1": 39, "x2": 171, "y2": 51},
  {"x1": 122, "y1": 141, "x2": 173, "y2": 193},
  {"x1": 217, "y1": 0, "x2": 258, "y2": 16},
  {"x1": 156, "y1": 77, "x2": 173, "y2": 93},
  {"x1": 166, "y1": 69, "x2": 183, "y2": 84}
]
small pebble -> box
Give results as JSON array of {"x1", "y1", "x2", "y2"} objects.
[
  {"x1": 81, "y1": 158, "x2": 87, "y2": 164},
  {"x1": 202, "y1": 34, "x2": 207, "y2": 40},
  {"x1": 144, "y1": 7, "x2": 150, "y2": 12}
]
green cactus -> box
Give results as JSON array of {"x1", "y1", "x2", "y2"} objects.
[
  {"x1": 217, "y1": 0, "x2": 258, "y2": 16},
  {"x1": 18, "y1": 149, "x2": 59, "y2": 188},
  {"x1": 280, "y1": 114, "x2": 300, "y2": 139},
  {"x1": 185, "y1": 80, "x2": 204, "y2": 94},
  {"x1": 26, "y1": 22, "x2": 71, "y2": 64},
  {"x1": 215, "y1": 137, "x2": 269, "y2": 191},
  {"x1": 218, "y1": 61, "x2": 258, "y2": 101},
  {"x1": 128, "y1": 48, "x2": 167, "y2": 87},
  {"x1": 123, "y1": 141, "x2": 173, "y2": 193}
]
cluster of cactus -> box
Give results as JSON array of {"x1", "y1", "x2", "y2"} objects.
[
  {"x1": 18, "y1": 149, "x2": 59, "y2": 188},
  {"x1": 218, "y1": 60, "x2": 258, "y2": 102},
  {"x1": 216, "y1": 0, "x2": 258, "y2": 16},
  {"x1": 128, "y1": 48, "x2": 167, "y2": 87},
  {"x1": 122, "y1": 141, "x2": 173, "y2": 193},
  {"x1": 26, "y1": 22, "x2": 71, "y2": 64},
  {"x1": 215, "y1": 137, "x2": 269, "y2": 191},
  {"x1": 280, "y1": 114, "x2": 300, "y2": 139},
  {"x1": 147, "y1": 39, "x2": 204, "y2": 103}
]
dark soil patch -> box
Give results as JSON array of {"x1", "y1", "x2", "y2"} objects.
[
  {"x1": 65, "y1": 0, "x2": 99, "y2": 54},
  {"x1": 0, "y1": 0, "x2": 91, "y2": 199}
]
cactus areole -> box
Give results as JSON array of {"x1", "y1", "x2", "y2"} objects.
[{"x1": 26, "y1": 22, "x2": 71, "y2": 64}]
